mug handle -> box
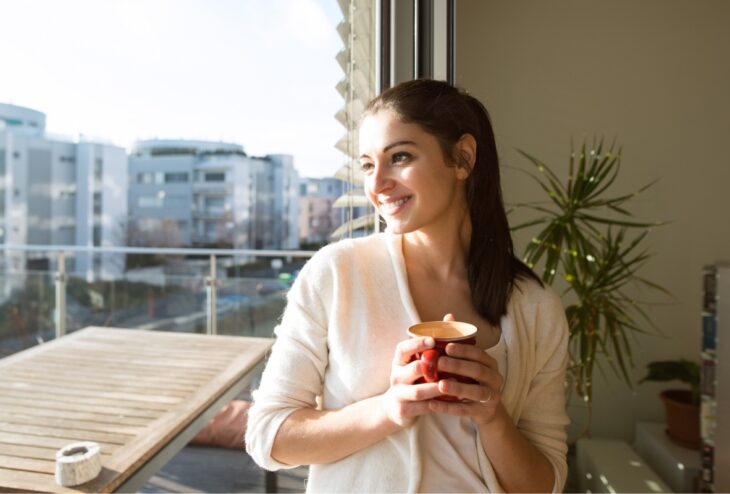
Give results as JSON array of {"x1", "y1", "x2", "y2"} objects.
[{"x1": 420, "y1": 347, "x2": 443, "y2": 383}]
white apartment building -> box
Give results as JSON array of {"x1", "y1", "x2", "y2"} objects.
[
  {"x1": 0, "y1": 103, "x2": 127, "y2": 277},
  {"x1": 128, "y1": 140, "x2": 299, "y2": 251}
]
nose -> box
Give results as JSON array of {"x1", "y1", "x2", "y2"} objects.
[{"x1": 367, "y1": 162, "x2": 394, "y2": 195}]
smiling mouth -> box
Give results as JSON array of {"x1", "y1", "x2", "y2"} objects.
[{"x1": 379, "y1": 196, "x2": 412, "y2": 215}]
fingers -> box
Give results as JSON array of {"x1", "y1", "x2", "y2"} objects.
[
  {"x1": 428, "y1": 389, "x2": 500, "y2": 417},
  {"x1": 445, "y1": 342, "x2": 497, "y2": 366},
  {"x1": 393, "y1": 382, "x2": 443, "y2": 402},
  {"x1": 442, "y1": 312, "x2": 456, "y2": 322},
  {"x1": 384, "y1": 382, "x2": 443, "y2": 427},
  {"x1": 436, "y1": 379, "x2": 498, "y2": 404},
  {"x1": 391, "y1": 360, "x2": 425, "y2": 385},
  {"x1": 393, "y1": 336, "x2": 434, "y2": 366}
]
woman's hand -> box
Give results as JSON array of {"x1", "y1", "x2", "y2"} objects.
[
  {"x1": 428, "y1": 314, "x2": 504, "y2": 428},
  {"x1": 383, "y1": 336, "x2": 444, "y2": 428}
]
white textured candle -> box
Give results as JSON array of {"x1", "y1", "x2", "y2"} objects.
[{"x1": 55, "y1": 442, "x2": 102, "y2": 487}]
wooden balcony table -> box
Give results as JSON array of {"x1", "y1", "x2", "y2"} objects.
[{"x1": 0, "y1": 326, "x2": 273, "y2": 493}]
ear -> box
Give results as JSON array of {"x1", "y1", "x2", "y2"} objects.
[{"x1": 453, "y1": 133, "x2": 477, "y2": 180}]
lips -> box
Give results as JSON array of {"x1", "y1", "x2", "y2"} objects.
[{"x1": 378, "y1": 196, "x2": 412, "y2": 215}]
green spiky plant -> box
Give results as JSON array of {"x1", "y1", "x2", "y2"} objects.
[{"x1": 510, "y1": 138, "x2": 669, "y2": 425}]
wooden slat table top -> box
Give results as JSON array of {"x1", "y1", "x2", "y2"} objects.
[{"x1": 0, "y1": 326, "x2": 273, "y2": 493}]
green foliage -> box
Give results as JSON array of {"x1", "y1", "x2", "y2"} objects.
[
  {"x1": 640, "y1": 359, "x2": 701, "y2": 406},
  {"x1": 512, "y1": 138, "x2": 669, "y2": 405}
]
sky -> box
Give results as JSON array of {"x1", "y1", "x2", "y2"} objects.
[{"x1": 0, "y1": 0, "x2": 346, "y2": 178}]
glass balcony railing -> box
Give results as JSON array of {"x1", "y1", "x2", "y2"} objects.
[{"x1": 0, "y1": 244, "x2": 315, "y2": 358}]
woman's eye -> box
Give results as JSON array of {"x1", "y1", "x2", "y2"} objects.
[
  {"x1": 360, "y1": 162, "x2": 374, "y2": 172},
  {"x1": 392, "y1": 152, "x2": 411, "y2": 164}
]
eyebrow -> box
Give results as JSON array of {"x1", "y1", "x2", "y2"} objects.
[{"x1": 360, "y1": 140, "x2": 417, "y2": 160}]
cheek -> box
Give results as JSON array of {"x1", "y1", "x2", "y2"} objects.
[
  {"x1": 400, "y1": 168, "x2": 417, "y2": 181},
  {"x1": 364, "y1": 181, "x2": 377, "y2": 204}
]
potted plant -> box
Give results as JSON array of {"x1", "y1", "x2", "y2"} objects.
[
  {"x1": 510, "y1": 138, "x2": 669, "y2": 432},
  {"x1": 640, "y1": 359, "x2": 701, "y2": 449}
]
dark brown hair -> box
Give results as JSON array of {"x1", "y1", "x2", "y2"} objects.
[{"x1": 363, "y1": 78, "x2": 541, "y2": 326}]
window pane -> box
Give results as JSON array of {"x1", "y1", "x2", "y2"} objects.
[
  {"x1": 164, "y1": 172, "x2": 188, "y2": 183},
  {"x1": 1, "y1": 1, "x2": 348, "y2": 252}
]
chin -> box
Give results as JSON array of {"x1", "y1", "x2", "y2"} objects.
[{"x1": 383, "y1": 221, "x2": 414, "y2": 235}]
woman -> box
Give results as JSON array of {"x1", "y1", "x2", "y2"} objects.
[{"x1": 246, "y1": 79, "x2": 569, "y2": 493}]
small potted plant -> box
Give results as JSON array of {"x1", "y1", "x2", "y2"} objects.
[{"x1": 640, "y1": 359, "x2": 701, "y2": 449}]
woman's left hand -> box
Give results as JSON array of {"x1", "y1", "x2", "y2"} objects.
[{"x1": 427, "y1": 336, "x2": 504, "y2": 428}]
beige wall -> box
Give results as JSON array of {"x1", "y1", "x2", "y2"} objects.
[{"x1": 456, "y1": 0, "x2": 730, "y2": 441}]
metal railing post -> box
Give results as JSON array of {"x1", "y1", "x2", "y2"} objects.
[
  {"x1": 54, "y1": 251, "x2": 66, "y2": 339},
  {"x1": 205, "y1": 254, "x2": 217, "y2": 335}
]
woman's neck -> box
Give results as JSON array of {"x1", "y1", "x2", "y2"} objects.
[{"x1": 402, "y1": 211, "x2": 472, "y2": 282}]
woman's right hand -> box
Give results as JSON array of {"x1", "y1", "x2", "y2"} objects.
[{"x1": 383, "y1": 336, "x2": 444, "y2": 428}]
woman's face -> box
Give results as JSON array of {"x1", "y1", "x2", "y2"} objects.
[{"x1": 358, "y1": 110, "x2": 470, "y2": 235}]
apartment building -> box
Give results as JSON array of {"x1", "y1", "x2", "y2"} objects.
[
  {"x1": 0, "y1": 103, "x2": 127, "y2": 277},
  {"x1": 128, "y1": 140, "x2": 299, "y2": 251},
  {"x1": 298, "y1": 177, "x2": 346, "y2": 245}
]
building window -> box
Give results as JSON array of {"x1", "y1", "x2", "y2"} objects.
[
  {"x1": 59, "y1": 156, "x2": 76, "y2": 163},
  {"x1": 93, "y1": 192, "x2": 102, "y2": 215},
  {"x1": 138, "y1": 195, "x2": 163, "y2": 208},
  {"x1": 165, "y1": 172, "x2": 189, "y2": 183},
  {"x1": 204, "y1": 172, "x2": 226, "y2": 182},
  {"x1": 164, "y1": 195, "x2": 188, "y2": 208},
  {"x1": 138, "y1": 172, "x2": 164, "y2": 184},
  {"x1": 205, "y1": 197, "x2": 225, "y2": 209},
  {"x1": 94, "y1": 158, "x2": 103, "y2": 180}
]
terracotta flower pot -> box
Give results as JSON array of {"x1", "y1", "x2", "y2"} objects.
[{"x1": 660, "y1": 389, "x2": 700, "y2": 449}]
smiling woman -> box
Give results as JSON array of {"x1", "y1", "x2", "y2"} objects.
[{"x1": 246, "y1": 79, "x2": 571, "y2": 493}]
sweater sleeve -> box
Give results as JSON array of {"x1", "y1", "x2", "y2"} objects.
[
  {"x1": 245, "y1": 252, "x2": 331, "y2": 471},
  {"x1": 516, "y1": 287, "x2": 571, "y2": 493}
]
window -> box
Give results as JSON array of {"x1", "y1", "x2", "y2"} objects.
[
  {"x1": 93, "y1": 192, "x2": 102, "y2": 215},
  {"x1": 164, "y1": 195, "x2": 187, "y2": 208},
  {"x1": 205, "y1": 197, "x2": 225, "y2": 209},
  {"x1": 94, "y1": 158, "x2": 103, "y2": 180},
  {"x1": 165, "y1": 172, "x2": 189, "y2": 183},
  {"x1": 2, "y1": 1, "x2": 346, "y2": 252},
  {"x1": 138, "y1": 173, "x2": 153, "y2": 184},
  {"x1": 138, "y1": 195, "x2": 163, "y2": 208}
]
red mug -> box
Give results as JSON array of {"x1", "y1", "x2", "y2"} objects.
[{"x1": 407, "y1": 320, "x2": 478, "y2": 402}]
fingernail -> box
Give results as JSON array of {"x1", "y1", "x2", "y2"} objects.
[{"x1": 425, "y1": 337, "x2": 435, "y2": 347}]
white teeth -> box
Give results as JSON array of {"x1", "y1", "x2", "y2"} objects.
[{"x1": 380, "y1": 197, "x2": 410, "y2": 213}]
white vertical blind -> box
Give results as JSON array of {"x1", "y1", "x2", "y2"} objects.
[{"x1": 331, "y1": 0, "x2": 377, "y2": 239}]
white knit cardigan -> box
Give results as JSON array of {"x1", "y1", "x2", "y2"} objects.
[{"x1": 246, "y1": 233, "x2": 570, "y2": 493}]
